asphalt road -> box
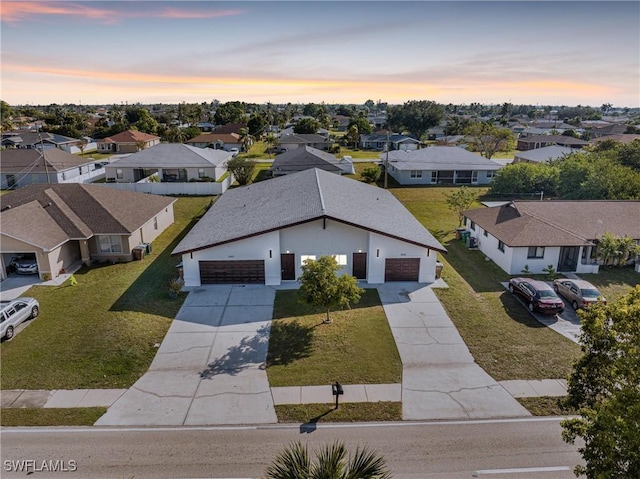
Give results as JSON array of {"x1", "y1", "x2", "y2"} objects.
[{"x1": 1, "y1": 417, "x2": 582, "y2": 478}]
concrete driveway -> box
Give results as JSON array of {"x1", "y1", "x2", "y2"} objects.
[
  {"x1": 96, "y1": 284, "x2": 277, "y2": 426},
  {"x1": 377, "y1": 283, "x2": 530, "y2": 420}
]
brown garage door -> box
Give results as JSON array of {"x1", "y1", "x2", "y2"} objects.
[
  {"x1": 199, "y1": 260, "x2": 265, "y2": 284},
  {"x1": 384, "y1": 258, "x2": 420, "y2": 282}
]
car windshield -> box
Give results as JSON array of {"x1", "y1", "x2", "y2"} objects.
[
  {"x1": 538, "y1": 290, "x2": 557, "y2": 298},
  {"x1": 581, "y1": 289, "x2": 601, "y2": 298}
]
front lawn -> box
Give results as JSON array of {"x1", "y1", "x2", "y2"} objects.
[
  {"x1": 390, "y1": 186, "x2": 581, "y2": 381},
  {"x1": 266, "y1": 289, "x2": 402, "y2": 387},
  {"x1": 0, "y1": 408, "x2": 106, "y2": 426},
  {"x1": 275, "y1": 402, "x2": 402, "y2": 423},
  {"x1": 579, "y1": 266, "x2": 638, "y2": 302},
  {"x1": 0, "y1": 196, "x2": 214, "y2": 390}
]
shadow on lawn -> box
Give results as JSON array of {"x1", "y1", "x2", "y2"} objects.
[
  {"x1": 443, "y1": 240, "x2": 510, "y2": 293},
  {"x1": 266, "y1": 320, "x2": 314, "y2": 367},
  {"x1": 498, "y1": 291, "x2": 549, "y2": 329},
  {"x1": 109, "y1": 217, "x2": 200, "y2": 318}
]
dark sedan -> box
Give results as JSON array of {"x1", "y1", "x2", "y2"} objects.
[{"x1": 508, "y1": 277, "x2": 565, "y2": 315}]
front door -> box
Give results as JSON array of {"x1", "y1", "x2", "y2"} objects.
[
  {"x1": 352, "y1": 252, "x2": 367, "y2": 280},
  {"x1": 281, "y1": 253, "x2": 295, "y2": 280}
]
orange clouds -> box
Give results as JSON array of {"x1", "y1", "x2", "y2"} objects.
[{"x1": 0, "y1": 1, "x2": 245, "y2": 23}]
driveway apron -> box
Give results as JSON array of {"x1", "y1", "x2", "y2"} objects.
[
  {"x1": 377, "y1": 283, "x2": 530, "y2": 420},
  {"x1": 96, "y1": 284, "x2": 277, "y2": 426}
]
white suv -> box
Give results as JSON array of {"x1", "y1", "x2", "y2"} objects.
[{"x1": 1, "y1": 297, "x2": 39, "y2": 340}]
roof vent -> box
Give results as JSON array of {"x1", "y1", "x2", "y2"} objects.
[{"x1": 1, "y1": 205, "x2": 11, "y2": 211}]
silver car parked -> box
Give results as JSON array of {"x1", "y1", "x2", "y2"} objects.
[
  {"x1": 1, "y1": 297, "x2": 39, "y2": 340},
  {"x1": 553, "y1": 279, "x2": 606, "y2": 310}
]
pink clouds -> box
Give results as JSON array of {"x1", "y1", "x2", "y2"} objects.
[{"x1": 157, "y1": 7, "x2": 245, "y2": 19}]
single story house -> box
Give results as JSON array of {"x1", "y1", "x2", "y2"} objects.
[
  {"x1": 97, "y1": 130, "x2": 161, "y2": 154},
  {"x1": 105, "y1": 143, "x2": 231, "y2": 183},
  {"x1": 213, "y1": 123, "x2": 246, "y2": 134},
  {"x1": 1, "y1": 131, "x2": 80, "y2": 151},
  {"x1": 184, "y1": 133, "x2": 241, "y2": 151},
  {"x1": 1, "y1": 149, "x2": 97, "y2": 189},
  {"x1": 463, "y1": 201, "x2": 640, "y2": 275},
  {"x1": 591, "y1": 134, "x2": 640, "y2": 145},
  {"x1": 270, "y1": 146, "x2": 354, "y2": 177},
  {"x1": 172, "y1": 168, "x2": 446, "y2": 286},
  {"x1": 516, "y1": 135, "x2": 588, "y2": 151},
  {"x1": 277, "y1": 134, "x2": 334, "y2": 151},
  {"x1": 0, "y1": 184, "x2": 175, "y2": 280},
  {"x1": 513, "y1": 145, "x2": 575, "y2": 164},
  {"x1": 590, "y1": 123, "x2": 629, "y2": 138},
  {"x1": 360, "y1": 132, "x2": 421, "y2": 151},
  {"x1": 384, "y1": 146, "x2": 503, "y2": 185}
]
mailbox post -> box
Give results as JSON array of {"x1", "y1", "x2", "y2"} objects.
[{"x1": 332, "y1": 381, "x2": 344, "y2": 409}]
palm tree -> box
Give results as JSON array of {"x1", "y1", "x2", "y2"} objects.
[
  {"x1": 264, "y1": 133, "x2": 277, "y2": 157},
  {"x1": 596, "y1": 232, "x2": 619, "y2": 267},
  {"x1": 238, "y1": 127, "x2": 254, "y2": 153},
  {"x1": 264, "y1": 441, "x2": 392, "y2": 479}
]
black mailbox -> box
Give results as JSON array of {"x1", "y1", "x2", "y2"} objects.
[{"x1": 332, "y1": 381, "x2": 343, "y2": 409}]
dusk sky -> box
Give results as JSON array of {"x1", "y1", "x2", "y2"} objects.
[{"x1": 1, "y1": 1, "x2": 639, "y2": 107}]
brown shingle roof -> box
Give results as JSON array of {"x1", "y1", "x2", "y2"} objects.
[
  {"x1": 464, "y1": 201, "x2": 640, "y2": 247},
  {"x1": 99, "y1": 130, "x2": 160, "y2": 143},
  {"x1": 213, "y1": 123, "x2": 246, "y2": 134},
  {"x1": 1, "y1": 184, "x2": 175, "y2": 249},
  {"x1": 185, "y1": 133, "x2": 240, "y2": 144}
]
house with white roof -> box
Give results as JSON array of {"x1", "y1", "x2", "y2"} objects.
[
  {"x1": 513, "y1": 145, "x2": 575, "y2": 164},
  {"x1": 173, "y1": 168, "x2": 446, "y2": 286},
  {"x1": 384, "y1": 147, "x2": 503, "y2": 185}
]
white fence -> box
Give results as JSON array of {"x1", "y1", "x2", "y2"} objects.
[
  {"x1": 62, "y1": 169, "x2": 106, "y2": 184},
  {"x1": 98, "y1": 175, "x2": 232, "y2": 196}
]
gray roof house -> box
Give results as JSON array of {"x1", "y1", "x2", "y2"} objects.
[
  {"x1": 270, "y1": 146, "x2": 354, "y2": 176},
  {"x1": 516, "y1": 135, "x2": 588, "y2": 151},
  {"x1": 384, "y1": 146, "x2": 503, "y2": 185},
  {"x1": 1, "y1": 149, "x2": 98, "y2": 189},
  {"x1": 173, "y1": 168, "x2": 445, "y2": 286},
  {"x1": 1, "y1": 131, "x2": 80, "y2": 151},
  {"x1": 360, "y1": 132, "x2": 421, "y2": 151},
  {"x1": 463, "y1": 200, "x2": 640, "y2": 275},
  {"x1": 277, "y1": 134, "x2": 334, "y2": 151},
  {"x1": 513, "y1": 145, "x2": 575, "y2": 164},
  {"x1": 105, "y1": 143, "x2": 231, "y2": 183},
  {"x1": 0, "y1": 184, "x2": 175, "y2": 280}
]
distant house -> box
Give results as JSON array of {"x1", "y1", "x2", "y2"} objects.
[
  {"x1": 97, "y1": 130, "x2": 160, "y2": 154},
  {"x1": 270, "y1": 146, "x2": 354, "y2": 177},
  {"x1": 277, "y1": 134, "x2": 334, "y2": 151},
  {"x1": 513, "y1": 145, "x2": 575, "y2": 164},
  {"x1": 0, "y1": 184, "x2": 175, "y2": 280},
  {"x1": 463, "y1": 201, "x2": 640, "y2": 275},
  {"x1": 213, "y1": 123, "x2": 246, "y2": 135},
  {"x1": 516, "y1": 135, "x2": 588, "y2": 151},
  {"x1": 105, "y1": 143, "x2": 230, "y2": 183},
  {"x1": 384, "y1": 147, "x2": 503, "y2": 185},
  {"x1": 184, "y1": 133, "x2": 241, "y2": 151},
  {"x1": 591, "y1": 134, "x2": 640, "y2": 145},
  {"x1": 1, "y1": 131, "x2": 81, "y2": 152},
  {"x1": 590, "y1": 123, "x2": 629, "y2": 138},
  {"x1": 332, "y1": 115, "x2": 351, "y2": 132},
  {"x1": 1, "y1": 149, "x2": 97, "y2": 189},
  {"x1": 172, "y1": 168, "x2": 446, "y2": 287},
  {"x1": 435, "y1": 135, "x2": 466, "y2": 147},
  {"x1": 360, "y1": 132, "x2": 421, "y2": 151}
]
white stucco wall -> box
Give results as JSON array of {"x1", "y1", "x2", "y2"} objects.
[
  {"x1": 389, "y1": 168, "x2": 495, "y2": 185},
  {"x1": 181, "y1": 218, "x2": 438, "y2": 286}
]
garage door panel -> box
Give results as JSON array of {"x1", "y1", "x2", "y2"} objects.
[
  {"x1": 385, "y1": 258, "x2": 420, "y2": 282},
  {"x1": 199, "y1": 260, "x2": 265, "y2": 284}
]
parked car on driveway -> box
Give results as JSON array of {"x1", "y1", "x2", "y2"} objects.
[
  {"x1": 508, "y1": 277, "x2": 565, "y2": 315},
  {"x1": 1, "y1": 297, "x2": 39, "y2": 340},
  {"x1": 553, "y1": 279, "x2": 606, "y2": 310}
]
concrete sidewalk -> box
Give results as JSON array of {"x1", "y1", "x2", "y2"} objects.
[{"x1": 1, "y1": 379, "x2": 567, "y2": 409}]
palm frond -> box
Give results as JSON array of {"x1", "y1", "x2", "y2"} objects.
[
  {"x1": 312, "y1": 441, "x2": 347, "y2": 479},
  {"x1": 264, "y1": 441, "x2": 311, "y2": 479}
]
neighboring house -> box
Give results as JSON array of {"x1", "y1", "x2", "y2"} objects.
[
  {"x1": 277, "y1": 134, "x2": 334, "y2": 151},
  {"x1": 513, "y1": 145, "x2": 575, "y2": 164},
  {"x1": 1, "y1": 131, "x2": 80, "y2": 151},
  {"x1": 197, "y1": 122, "x2": 216, "y2": 132},
  {"x1": 591, "y1": 134, "x2": 640, "y2": 145},
  {"x1": 97, "y1": 130, "x2": 161, "y2": 153},
  {"x1": 1, "y1": 149, "x2": 97, "y2": 189},
  {"x1": 270, "y1": 146, "x2": 354, "y2": 177},
  {"x1": 0, "y1": 184, "x2": 175, "y2": 280},
  {"x1": 213, "y1": 123, "x2": 246, "y2": 134},
  {"x1": 435, "y1": 135, "x2": 466, "y2": 147},
  {"x1": 332, "y1": 115, "x2": 351, "y2": 131},
  {"x1": 384, "y1": 146, "x2": 503, "y2": 185},
  {"x1": 104, "y1": 143, "x2": 230, "y2": 183},
  {"x1": 172, "y1": 168, "x2": 446, "y2": 287},
  {"x1": 360, "y1": 132, "x2": 421, "y2": 151},
  {"x1": 516, "y1": 135, "x2": 588, "y2": 151},
  {"x1": 184, "y1": 133, "x2": 241, "y2": 151},
  {"x1": 463, "y1": 201, "x2": 640, "y2": 275},
  {"x1": 590, "y1": 123, "x2": 629, "y2": 138}
]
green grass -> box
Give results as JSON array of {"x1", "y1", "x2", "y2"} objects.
[
  {"x1": 389, "y1": 186, "x2": 581, "y2": 381},
  {"x1": 579, "y1": 266, "x2": 639, "y2": 302},
  {"x1": 237, "y1": 140, "x2": 270, "y2": 159},
  {"x1": 266, "y1": 289, "x2": 402, "y2": 387},
  {"x1": 275, "y1": 402, "x2": 402, "y2": 423},
  {"x1": 517, "y1": 397, "x2": 575, "y2": 417},
  {"x1": 1, "y1": 408, "x2": 106, "y2": 426},
  {"x1": 0, "y1": 196, "x2": 214, "y2": 390},
  {"x1": 334, "y1": 147, "x2": 382, "y2": 159},
  {"x1": 77, "y1": 152, "x2": 114, "y2": 161}
]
